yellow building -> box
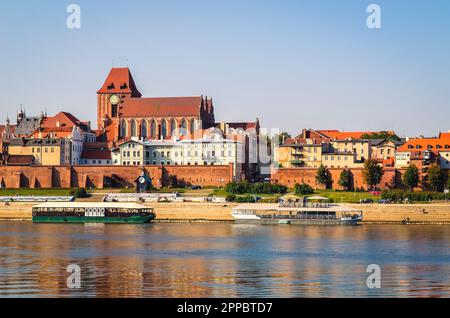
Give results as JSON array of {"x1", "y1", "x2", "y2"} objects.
[
  {"x1": 369, "y1": 139, "x2": 403, "y2": 161},
  {"x1": 8, "y1": 138, "x2": 71, "y2": 166},
  {"x1": 330, "y1": 140, "x2": 371, "y2": 162},
  {"x1": 275, "y1": 143, "x2": 327, "y2": 168}
]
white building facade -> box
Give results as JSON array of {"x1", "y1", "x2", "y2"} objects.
[{"x1": 112, "y1": 134, "x2": 243, "y2": 180}]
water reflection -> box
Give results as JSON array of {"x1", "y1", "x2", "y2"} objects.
[{"x1": 0, "y1": 222, "x2": 449, "y2": 297}]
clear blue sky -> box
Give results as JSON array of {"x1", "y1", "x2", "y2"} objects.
[{"x1": 0, "y1": 0, "x2": 449, "y2": 137}]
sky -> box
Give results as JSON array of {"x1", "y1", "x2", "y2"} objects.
[{"x1": 0, "y1": 0, "x2": 449, "y2": 137}]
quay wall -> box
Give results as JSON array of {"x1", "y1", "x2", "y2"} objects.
[
  {"x1": 0, "y1": 165, "x2": 233, "y2": 189},
  {"x1": 271, "y1": 168, "x2": 400, "y2": 190},
  {"x1": 1, "y1": 202, "x2": 450, "y2": 224}
]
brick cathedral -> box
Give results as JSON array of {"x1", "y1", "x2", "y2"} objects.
[{"x1": 97, "y1": 68, "x2": 216, "y2": 144}]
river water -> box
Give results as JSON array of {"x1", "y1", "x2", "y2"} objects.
[{"x1": 0, "y1": 222, "x2": 449, "y2": 298}]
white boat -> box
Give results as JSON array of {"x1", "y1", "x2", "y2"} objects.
[{"x1": 232, "y1": 196, "x2": 363, "y2": 225}]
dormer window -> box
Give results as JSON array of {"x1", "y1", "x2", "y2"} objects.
[
  {"x1": 408, "y1": 145, "x2": 413, "y2": 149},
  {"x1": 427, "y1": 145, "x2": 433, "y2": 149},
  {"x1": 120, "y1": 82, "x2": 128, "y2": 90},
  {"x1": 436, "y1": 145, "x2": 442, "y2": 149},
  {"x1": 416, "y1": 145, "x2": 422, "y2": 149},
  {"x1": 445, "y1": 145, "x2": 450, "y2": 149},
  {"x1": 107, "y1": 82, "x2": 115, "y2": 90}
]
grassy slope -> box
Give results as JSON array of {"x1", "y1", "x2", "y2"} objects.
[
  {"x1": 212, "y1": 188, "x2": 380, "y2": 203},
  {"x1": 0, "y1": 189, "x2": 76, "y2": 197}
]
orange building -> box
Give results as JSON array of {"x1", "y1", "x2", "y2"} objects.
[{"x1": 395, "y1": 132, "x2": 450, "y2": 170}]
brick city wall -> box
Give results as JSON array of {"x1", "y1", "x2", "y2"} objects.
[
  {"x1": 271, "y1": 167, "x2": 400, "y2": 190},
  {"x1": 0, "y1": 165, "x2": 233, "y2": 189}
]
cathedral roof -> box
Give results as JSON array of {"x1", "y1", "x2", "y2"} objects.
[
  {"x1": 97, "y1": 68, "x2": 142, "y2": 97},
  {"x1": 119, "y1": 96, "x2": 208, "y2": 118}
]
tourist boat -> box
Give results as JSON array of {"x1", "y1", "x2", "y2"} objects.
[
  {"x1": 232, "y1": 196, "x2": 363, "y2": 226},
  {"x1": 32, "y1": 202, "x2": 155, "y2": 224}
]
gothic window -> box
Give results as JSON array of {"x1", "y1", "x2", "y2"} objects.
[
  {"x1": 180, "y1": 119, "x2": 188, "y2": 136},
  {"x1": 170, "y1": 119, "x2": 177, "y2": 136},
  {"x1": 161, "y1": 120, "x2": 168, "y2": 139},
  {"x1": 120, "y1": 120, "x2": 127, "y2": 138},
  {"x1": 131, "y1": 120, "x2": 137, "y2": 137},
  {"x1": 141, "y1": 120, "x2": 148, "y2": 139},
  {"x1": 190, "y1": 119, "x2": 196, "y2": 135},
  {"x1": 151, "y1": 120, "x2": 157, "y2": 138}
]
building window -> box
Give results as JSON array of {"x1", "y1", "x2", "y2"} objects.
[
  {"x1": 141, "y1": 120, "x2": 148, "y2": 138},
  {"x1": 151, "y1": 120, "x2": 157, "y2": 138},
  {"x1": 190, "y1": 119, "x2": 196, "y2": 135},
  {"x1": 181, "y1": 119, "x2": 188, "y2": 135},
  {"x1": 170, "y1": 119, "x2": 177, "y2": 136},
  {"x1": 161, "y1": 120, "x2": 168, "y2": 139},
  {"x1": 120, "y1": 120, "x2": 127, "y2": 138},
  {"x1": 131, "y1": 120, "x2": 137, "y2": 137}
]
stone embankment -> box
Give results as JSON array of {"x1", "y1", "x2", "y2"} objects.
[{"x1": 1, "y1": 202, "x2": 449, "y2": 224}]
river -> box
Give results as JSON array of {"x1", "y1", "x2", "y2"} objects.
[{"x1": 0, "y1": 222, "x2": 449, "y2": 297}]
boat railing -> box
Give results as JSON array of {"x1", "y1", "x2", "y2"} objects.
[
  {"x1": 279, "y1": 202, "x2": 332, "y2": 208},
  {"x1": 259, "y1": 214, "x2": 338, "y2": 220}
]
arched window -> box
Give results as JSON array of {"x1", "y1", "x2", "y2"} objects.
[
  {"x1": 161, "y1": 120, "x2": 168, "y2": 139},
  {"x1": 170, "y1": 119, "x2": 177, "y2": 136},
  {"x1": 190, "y1": 119, "x2": 196, "y2": 135},
  {"x1": 141, "y1": 120, "x2": 148, "y2": 139},
  {"x1": 131, "y1": 120, "x2": 137, "y2": 137},
  {"x1": 180, "y1": 119, "x2": 188, "y2": 136},
  {"x1": 120, "y1": 120, "x2": 127, "y2": 138},
  {"x1": 151, "y1": 120, "x2": 157, "y2": 138}
]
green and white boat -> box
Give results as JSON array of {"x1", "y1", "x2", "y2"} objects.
[{"x1": 32, "y1": 202, "x2": 155, "y2": 224}]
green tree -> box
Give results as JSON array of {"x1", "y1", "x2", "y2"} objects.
[
  {"x1": 362, "y1": 159, "x2": 384, "y2": 190},
  {"x1": 316, "y1": 164, "x2": 332, "y2": 189},
  {"x1": 402, "y1": 164, "x2": 420, "y2": 191},
  {"x1": 277, "y1": 132, "x2": 292, "y2": 145},
  {"x1": 361, "y1": 131, "x2": 401, "y2": 141},
  {"x1": 427, "y1": 164, "x2": 445, "y2": 192},
  {"x1": 338, "y1": 169, "x2": 353, "y2": 191}
]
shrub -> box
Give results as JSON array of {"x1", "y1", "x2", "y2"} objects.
[
  {"x1": 225, "y1": 194, "x2": 236, "y2": 202},
  {"x1": 381, "y1": 190, "x2": 446, "y2": 202},
  {"x1": 294, "y1": 183, "x2": 314, "y2": 195},
  {"x1": 70, "y1": 188, "x2": 88, "y2": 198},
  {"x1": 224, "y1": 181, "x2": 287, "y2": 195},
  {"x1": 234, "y1": 195, "x2": 261, "y2": 203}
]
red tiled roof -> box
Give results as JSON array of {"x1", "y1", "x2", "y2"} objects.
[
  {"x1": 0, "y1": 124, "x2": 16, "y2": 136},
  {"x1": 7, "y1": 155, "x2": 34, "y2": 166},
  {"x1": 227, "y1": 122, "x2": 258, "y2": 130},
  {"x1": 383, "y1": 157, "x2": 395, "y2": 167},
  {"x1": 81, "y1": 149, "x2": 111, "y2": 160},
  {"x1": 318, "y1": 130, "x2": 375, "y2": 140},
  {"x1": 41, "y1": 112, "x2": 83, "y2": 129},
  {"x1": 120, "y1": 96, "x2": 204, "y2": 118},
  {"x1": 97, "y1": 68, "x2": 142, "y2": 96},
  {"x1": 397, "y1": 136, "x2": 450, "y2": 154}
]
